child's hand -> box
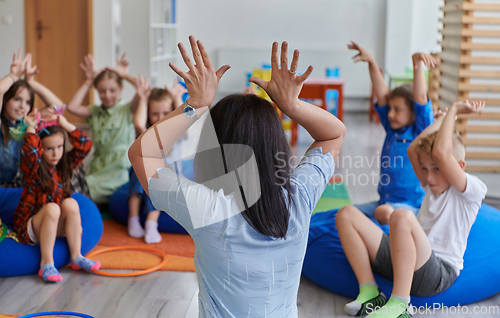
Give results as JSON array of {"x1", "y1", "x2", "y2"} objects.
[
  {"x1": 433, "y1": 107, "x2": 448, "y2": 119},
  {"x1": 348, "y1": 41, "x2": 374, "y2": 63},
  {"x1": 164, "y1": 79, "x2": 187, "y2": 101},
  {"x1": 169, "y1": 36, "x2": 230, "y2": 109},
  {"x1": 80, "y1": 54, "x2": 102, "y2": 82},
  {"x1": 412, "y1": 53, "x2": 437, "y2": 69},
  {"x1": 24, "y1": 53, "x2": 39, "y2": 82},
  {"x1": 250, "y1": 42, "x2": 313, "y2": 112},
  {"x1": 134, "y1": 75, "x2": 151, "y2": 100},
  {"x1": 10, "y1": 48, "x2": 29, "y2": 81},
  {"x1": 56, "y1": 114, "x2": 69, "y2": 126},
  {"x1": 241, "y1": 86, "x2": 257, "y2": 95},
  {"x1": 453, "y1": 100, "x2": 485, "y2": 114},
  {"x1": 24, "y1": 110, "x2": 39, "y2": 127},
  {"x1": 108, "y1": 53, "x2": 129, "y2": 77},
  {"x1": 39, "y1": 106, "x2": 55, "y2": 120}
]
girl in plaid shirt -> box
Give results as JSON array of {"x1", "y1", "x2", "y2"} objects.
[{"x1": 13, "y1": 112, "x2": 99, "y2": 282}]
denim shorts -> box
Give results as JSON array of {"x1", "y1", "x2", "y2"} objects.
[
  {"x1": 372, "y1": 234, "x2": 458, "y2": 297},
  {"x1": 355, "y1": 201, "x2": 419, "y2": 219}
]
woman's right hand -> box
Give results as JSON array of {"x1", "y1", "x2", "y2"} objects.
[
  {"x1": 10, "y1": 48, "x2": 29, "y2": 81},
  {"x1": 348, "y1": 41, "x2": 374, "y2": 63},
  {"x1": 249, "y1": 42, "x2": 313, "y2": 113},
  {"x1": 169, "y1": 36, "x2": 230, "y2": 109}
]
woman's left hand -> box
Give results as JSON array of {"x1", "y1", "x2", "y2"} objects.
[
  {"x1": 249, "y1": 42, "x2": 313, "y2": 113},
  {"x1": 169, "y1": 36, "x2": 230, "y2": 108}
]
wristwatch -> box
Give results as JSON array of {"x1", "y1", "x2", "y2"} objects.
[{"x1": 182, "y1": 101, "x2": 199, "y2": 121}]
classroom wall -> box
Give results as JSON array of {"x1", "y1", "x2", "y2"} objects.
[
  {"x1": 385, "y1": 0, "x2": 442, "y2": 75},
  {"x1": 1, "y1": 0, "x2": 443, "y2": 109},
  {"x1": 0, "y1": 0, "x2": 25, "y2": 79}
]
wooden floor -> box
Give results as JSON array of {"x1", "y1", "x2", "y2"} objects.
[{"x1": 1, "y1": 102, "x2": 499, "y2": 317}]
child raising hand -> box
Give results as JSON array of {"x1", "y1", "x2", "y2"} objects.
[{"x1": 13, "y1": 112, "x2": 98, "y2": 282}]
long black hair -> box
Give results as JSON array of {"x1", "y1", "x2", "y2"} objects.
[
  {"x1": 193, "y1": 94, "x2": 293, "y2": 239},
  {"x1": 1, "y1": 80, "x2": 35, "y2": 145}
]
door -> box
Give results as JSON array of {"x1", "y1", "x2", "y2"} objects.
[{"x1": 25, "y1": 0, "x2": 93, "y2": 123}]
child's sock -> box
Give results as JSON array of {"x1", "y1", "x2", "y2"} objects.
[
  {"x1": 144, "y1": 220, "x2": 162, "y2": 244},
  {"x1": 128, "y1": 216, "x2": 145, "y2": 238},
  {"x1": 345, "y1": 282, "x2": 386, "y2": 316},
  {"x1": 38, "y1": 263, "x2": 63, "y2": 282},
  {"x1": 368, "y1": 295, "x2": 411, "y2": 318},
  {"x1": 71, "y1": 255, "x2": 101, "y2": 271}
]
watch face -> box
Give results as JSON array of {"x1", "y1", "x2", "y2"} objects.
[{"x1": 184, "y1": 106, "x2": 195, "y2": 118}]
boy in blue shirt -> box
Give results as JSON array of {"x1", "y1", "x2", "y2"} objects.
[{"x1": 345, "y1": 42, "x2": 436, "y2": 224}]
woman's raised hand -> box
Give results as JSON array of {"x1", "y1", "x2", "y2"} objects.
[
  {"x1": 24, "y1": 53, "x2": 39, "y2": 82},
  {"x1": 169, "y1": 36, "x2": 230, "y2": 109},
  {"x1": 249, "y1": 42, "x2": 313, "y2": 112},
  {"x1": 10, "y1": 48, "x2": 29, "y2": 81}
]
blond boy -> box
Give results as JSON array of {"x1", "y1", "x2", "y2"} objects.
[{"x1": 336, "y1": 101, "x2": 487, "y2": 317}]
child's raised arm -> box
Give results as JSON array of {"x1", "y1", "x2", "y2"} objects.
[
  {"x1": 348, "y1": 41, "x2": 388, "y2": 106},
  {"x1": 251, "y1": 42, "x2": 345, "y2": 161},
  {"x1": 165, "y1": 79, "x2": 187, "y2": 109},
  {"x1": 67, "y1": 54, "x2": 102, "y2": 119},
  {"x1": 412, "y1": 53, "x2": 436, "y2": 105},
  {"x1": 57, "y1": 115, "x2": 93, "y2": 168},
  {"x1": 24, "y1": 54, "x2": 64, "y2": 108},
  {"x1": 408, "y1": 111, "x2": 446, "y2": 187},
  {"x1": 132, "y1": 75, "x2": 151, "y2": 136},
  {"x1": 0, "y1": 49, "x2": 28, "y2": 112},
  {"x1": 108, "y1": 53, "x2": 140, "y2": 114},
  {"x1": 432, "y1": 101, "x2": 484, "y2": 192}
]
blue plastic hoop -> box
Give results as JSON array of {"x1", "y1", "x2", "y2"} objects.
[{"x1": 18, "y1": 311, "x2": 94, "y2": 318}]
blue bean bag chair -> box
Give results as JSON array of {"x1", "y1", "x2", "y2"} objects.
[
  {"x1": 0, "y1": 188, "x2": 103, "y2": 277},
  {"x1": 303, "y1": 204, "x2": 500, "y2": 307}
]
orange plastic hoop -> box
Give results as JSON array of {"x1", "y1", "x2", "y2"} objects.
[{"x1": 85, "y1": 246, "x2": 168, "y2": 277}]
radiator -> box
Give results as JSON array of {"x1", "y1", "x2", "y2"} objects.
[{"x1": 216, "y1": 47, "x2": 372, "y2": 98}]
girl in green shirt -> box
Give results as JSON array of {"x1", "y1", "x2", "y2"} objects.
[{"x1": 67, "y1": 54, "x2": 139, "y2": 204}]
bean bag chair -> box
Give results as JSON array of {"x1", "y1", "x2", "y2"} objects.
[
  {"x1": 303, "y1": 204, "x2": 500, "y2": 307},
  {"x1": 0, "y1": 188, "x2": 103, "y2": 277}
]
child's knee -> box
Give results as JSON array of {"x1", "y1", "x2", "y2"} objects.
[
  {"x1": 61, "y1": 197, "x2": 79, "y2": 210},
  {"x1": 336, "y1": 205, "x2": 360, "y2": 225},
  {"x1": 389, "y1": 208, "x2": 415, "y2": 229},
  {"x1": 43, "y1": 203, "x2": 61, "y2": 220}
]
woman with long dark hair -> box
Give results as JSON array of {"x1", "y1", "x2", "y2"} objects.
[{"x1": 129, "y1": 36, "x2": 345, "y2": 317}]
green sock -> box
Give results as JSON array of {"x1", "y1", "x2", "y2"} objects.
[
  {"x1": 345, "y1": 283, "x2": 386, "y2": 316},
  {"x1": 356, "y1": 283, "x2": 380, "y2": 303},
  {"x1": 368, "y1": 295, "x2": 411, "y2": 318}
]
